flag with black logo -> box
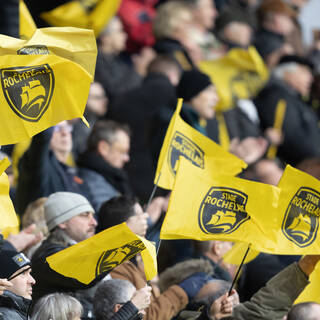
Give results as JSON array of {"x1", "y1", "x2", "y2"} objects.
[
  {"x1": 273, "y1": 165, "x2": 320, "y2": 254},
  {"x1": 160, "y1": 158, "x2": 280, "y2": 245},
  {"x1": 161, "y1": 159, "x2": 320, "y2": 254},
  {"x1": 0, "y1": 54, "x2": 91, "y2": 145},
  {"x1": 200, "y1": 46, "x2": 269, "y2": 111},
  {"x1": 154, "y1": 99, "x2": 247, "y2": 190},
  {"x1": 0, "y1": 27, "x2": 97, "y2": 78},
  {"x1": 46, "y1": 222, "x2": 157, "y2": 284},
  {"x1": 25, "y1": 0, "x2": 121, "y2": 37},
  {"x1": 0, "y1": 157, "x2": 19, "y2": 238}
]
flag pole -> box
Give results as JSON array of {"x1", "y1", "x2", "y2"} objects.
[
  {"x1": 146, "y1": 172, "x2": 162, "y2": 210},
  {"x1": 228, "y1": 244, "x2": 251, "y2": 296}
]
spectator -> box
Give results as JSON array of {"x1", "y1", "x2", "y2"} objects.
[
  {"x1": 31, "y1": 293, "x2": 83, "y2": 320},
  {"x1": 15, "y1": 121, "x2": 89, "y2": 216},
  {"x1": 257, "y1": 0, "x2": 296, "y2": 37},
  {"x1": 153, "y1": 1, "x2": 199, "y2": 70},
  {"x1": 192, "y1": 241, "x2": 233, "y2": 282},
  {"x1": 108, "y1": 55, "x2": 181, "y2": 202},
  {"x1": 255, "y1": 55, "x2": 320, "y2": 165},
  {"x1": 31, "y1": 192, "x2": 100, "y2": 318},
  {"x1": 72, "y1": 82, "x2": 108, "y2": 160},
  {"x1": 93, "y1": 279, "x2": 151, "y2": 320},
  {"x1": 0, "y1": 250, "x2": 35, "y2": 319},
  {"x1": 95, "y1": 17, "x2": 142, "y2": 100},
  {"x1": 77, "y1": 120, "x2": 132, "y2": 212},
  {"x1": 99, "y1": 196, "x2": 209, "y2": 320}
]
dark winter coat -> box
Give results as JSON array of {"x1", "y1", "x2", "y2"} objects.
[
  {"x1": 108, "y1": 72, "x2": 177, "y2": 201},
  {"x1": 254, "y1": 77, "x2": 320, "y2": 165},
  {"x1": 0, "y1": 291, "x2": 31, "y2": 320},
  {"x1": 15, "y1": 128, "x2": 88, "y2": 216}
]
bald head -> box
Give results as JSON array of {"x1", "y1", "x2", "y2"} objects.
[{"x1": 287, "y1": 302, "x2": 320, "y2": 320}]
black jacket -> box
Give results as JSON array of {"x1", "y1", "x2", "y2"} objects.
[
  {"x1": 95, "y1": 50, "x2": 142, "y2": 100},
  {"x1": 108, "y1": 72, "x2": 177, "y2": 201},
  {"x1": 15, "y1": 128, "x2": 88, "y2": 215},
  {"x1": 254, "y1": 77, "x2": 320, "y2": 165},
  {"x1": 0, "y1": 291, "x2": 31, "y2": 320}
]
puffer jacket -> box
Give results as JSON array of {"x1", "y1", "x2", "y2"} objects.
[{"x1": 0, "y1": 291, "x2": 32, "y2": 320}]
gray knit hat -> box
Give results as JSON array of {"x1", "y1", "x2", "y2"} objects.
[{"x1": 45, "y1": 192, "x2": 94, "y2": 231}]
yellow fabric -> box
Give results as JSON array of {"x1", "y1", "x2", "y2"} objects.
[
  {"x1": 295, "y1": 262, "x2": 320, "y2": 304},
  {"x1": 270, "y1": 165, "x2": 320, "y2": 254},
  {"x1": 223, "y1": 242, "x2": 259, "y2": 265},
  {"x1": 0, "y1": 54, "x2": 91, "y2": 145},
  {"x1": 0, "y1": 27, "x2": 97, "y2": 78},
  {"x1": 47, "y1": 223, "x2": 157, "y2": 284},
  {"x1": 200, "y1": 46, "x2": 269, "y2": 111},
  {"x1": 40, "y1": 0, "x2": 122, "y2": 37},
  {"x1": 154, "y1": 99, "x2": 247, "y2": 190},
  {"x1": 266, "y1": 99, "x2": 286, "y2": 159},
  {"x1": 160, "y1": 158, "x2": 280, "y2": 245},
  {"x1": 216, "y1": 112, "x2": 230, "y2": 150},
  {"x1": 19, "y1": 0, "x2": 36, "y2": 40},
  {"x1": 0, "y1": 158, "x2": 19, "y2": 238},
  {"x1": 161, "y1": 160, "x2": 320, "y2": 254}
]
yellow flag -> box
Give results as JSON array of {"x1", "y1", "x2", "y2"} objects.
[
  {"x1": 200, "y1": 46, "x2": 269, "y2": 111},
  {"x1": 0, "y1": 54, "x2": 91, "y2": 145},
  {"x1": 19, "y1": 0, "x2": 37, "y2": 40},
  {"x1": 0, "y1": 158, "x2": 19, "y2": 237},
  {"x1": 269, "y1": 165, "x2": 320, "y2": 255},
  {"x1": 40, "y1": 0, "x2": 122, "y2": 37},
  {"x1": 295, "y1": 262, "x2": 320, "y2": 304},
  {"x1": 154, "y1": 99, "x2": 247, "y2": 190},
  {"x1": 0, "y1": 27, "x2": 97, "y2": 78},
  {"x1": 160, "y1": 158, "x2": 280, "y2": 246},
  {"x1": 47, "y1": 223, "x2": 157, "y2": 284},
  {"x1": 222, "y1": 242, "x2": 260, "y2": 265}
]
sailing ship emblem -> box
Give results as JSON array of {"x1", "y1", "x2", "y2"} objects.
[{"x1": 0, "y1": 64, "x2": 54, "y2": 122}]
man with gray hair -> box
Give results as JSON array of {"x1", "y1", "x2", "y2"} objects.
[
  {"x1": 94, "y1": 279, "x2": 151, "y2": 320},
  {"x1": 31, "y1": 192, "x2": 100, "y2": 318},
  {"x1": 254, "y1": 55, "x2": 320, "y2": 165}
]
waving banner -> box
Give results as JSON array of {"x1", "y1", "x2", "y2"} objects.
[
  {"x1": 47, "y1": 222, "x2": 157, "y2": 284},
  {"x1": 154, "y1": 99, "x2": 247, "y2": 190}
]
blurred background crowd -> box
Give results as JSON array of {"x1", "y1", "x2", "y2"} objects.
[{"x1": 0, "y1": 0, "x2": 320, "y2": 319}]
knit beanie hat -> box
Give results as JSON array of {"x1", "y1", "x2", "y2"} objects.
[
  {"x1": 0, "y1": 250, "x2": 30, "y2": 279},
  {"x1": 177, "y1": 70, "x2": 212, "y2": 101},
  {"x1": 45, "y1": 192, "x2": 94, "y2": 231}
]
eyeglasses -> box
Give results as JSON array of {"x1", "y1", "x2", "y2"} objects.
[{"x1": 53, "y1": 123, "x2": 73, "y2": 133}]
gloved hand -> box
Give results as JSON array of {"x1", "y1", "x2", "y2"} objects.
[{"x1": 178, "y1": 272, "x2": 212, "y2": 300}]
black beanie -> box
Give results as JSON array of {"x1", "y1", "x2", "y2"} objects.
[
  {"x1": 177, "y1": 70, "x2": 212, "y2": 101},
  {"x1": 254, "y1": 29, "x2": 284, "y2": 59},
  {"x1": 0, "y1": 250, "x2": 31, "y2": 279}
]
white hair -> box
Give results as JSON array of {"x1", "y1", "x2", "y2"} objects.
[
  {"x1": 273, "y1": 62, "x2": 299, "y2": 80},
  {"x1": 31, "y1": 293, "x2": 83, "y2": 320}
]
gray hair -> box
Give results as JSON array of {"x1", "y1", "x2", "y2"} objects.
[
  {"x1": 31, "y1": 293, "x2": 83, "y2": 320},
  {"x1": 273, "y1": 62, "x2": 299, "y2": 80},
  {"x1": 94, "y1": 279, "x2": 136, "y2": 320}
]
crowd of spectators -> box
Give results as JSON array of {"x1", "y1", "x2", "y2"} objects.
[{"x1": 1, "y1": 0, "x2": 320, "y2": 319}]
